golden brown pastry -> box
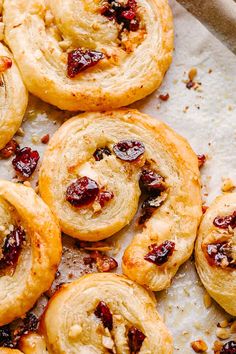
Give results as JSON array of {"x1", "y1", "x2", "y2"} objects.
[
  {"x1": 0, "y1": 43, "x2": 28, "y2": 150},
  {"x1": 19, "y1": 333, "x2": 48, "y2": 354},
  {"x1": 39, "y1": 109, "x2": 202, "y2": 291},
  {"x1": 0, "y1": 180, "x2": 62, "y2": 325},
  {"x1": 3, "y1": 0, "x2": 173, "y2": 111},
  {"x1": 195, "y1": 193, "x2": 236, "y2": 316},
  {"x1": 42, "y1": 273, "x2": 173, "y2": 353},
  {"x1": 0, "y1": 350, "x2": 23, "y2": 354}
]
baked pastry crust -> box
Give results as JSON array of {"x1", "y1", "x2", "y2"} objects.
[
  {"x1": 42, "y1": 273, "x2": 173, "y2": 353},
  {"x1": 0, "y1": 350, "x2": 23, "y2": 354},
  {"x1": 195, "y1": 193, "x2": 236, "y2": 316},
  {"x1": 19, "y1": 333, "x2": 48, "y2": 354},
  {"x1": 0, "y1": 43, "x2": 28, "y2": 150},
  {"x1": 39, "y1": 109, "x2": 202, "y2": 291},
  {"x1": 0, "y1": 180, "x2": 62, "y2": 325},
  {"x1": 3, "y1": 0, "x2": 173, "y2": 111}
]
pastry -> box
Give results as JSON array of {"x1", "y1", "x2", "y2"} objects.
[
  {"x1": 195, "y1": 193, "x2": 236, "y2": 316},
  {"x1": 19, "y1": 333, "x2": 48, "y2": 354},
  {"x1": 3, "y1": 0, "x2": 173, "y2": 111},
  {"x1": 0, "y1": 180, "x2": 62, "y2": 325},
  {"x1": 0, "y1": 350, "x2": 22, "y2": 354},
  {"x1": 0, "y1": 43, "x2": 28, "y2": 150},
  {"x1": 39, "y1": 109, "x2": 202, "y2": 291},
  {"x1": 42, "y1": 273, "x2": 173, "y2": 353}
]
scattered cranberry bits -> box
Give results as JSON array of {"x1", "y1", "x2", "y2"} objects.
[
  {"x1": 12, "y1": 147, "x2": 40, "y2": 178},
  {"x1": 101, "y1": 0, "x2": 140, "y2": 32},
  {"x1": 0, "y1": 227, "x2": 25, "y2": 269},
  {"x1": 67, "y1": 49, "x2": 105, "y2": 78},
  {"x1": 144, "y1": 241, "x2": 175, "y2": 266}
]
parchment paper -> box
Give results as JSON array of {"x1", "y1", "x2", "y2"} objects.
[{"x1": 0, "y1": 1, "x2": 236, "y2": 353}]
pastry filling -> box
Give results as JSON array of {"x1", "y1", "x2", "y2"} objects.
[
  {"x1": 94, "y1": 147, "x2": 112, "y2": 161},
  {"x1": 12, "y1": 147, "x2": 40, "y2": 178},
  {"x1": 220, "y1": 340, "x2": 236, "y2": 354},
  {"x1": 213, "y1": 211, "x2": 236, "y2": 229},
  {"x1": 101, "y1": 0, "x2": 140, "y2": 32},
  {"x1": 67, "y1": 49, "x2": 105, "y2": 78},
  {"x1": 128, "y1": 326, "x2": 146, "y2": 354},
  {"x1": 113, "y1": 140, "x2": 145, "y2": 162},
  {"x1": 205, "y1": 241, "x2": 236, "y2": 269},
  {"x1": 0, "y1": 226, "x2": 25, "y2": 271},
  {"x1": 66, "y1": 177, "x2": 114, "y2": 208},
  {"x1": 95, "y1": 301, "x2": 113, "y2": 330},
  {"x1": 144, "y1": 241, "x2": 175, "y2": 266}
]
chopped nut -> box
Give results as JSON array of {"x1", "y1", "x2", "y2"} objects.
[
  {"x1": 213, "y1": 340, "x2": 223, "y2": 353},
  {"x1": 0, "y1": 56, "x2": 12, "y2": 73},
  {"x1": 68, "y1": 324, "x2": 82, "y2": 339},
  {"x1": 31, "y1": 135, "x2": 40, "y2": 144},
  {"x1": 218, "y1": 320, "x2": 229, "y2": 328},
  {"x1": 221, "y1": 178, "x2": 235, "y2": 192},
  {"x1": 188, "y1": 68, "x2": 197, "y2": 81},
  {"x1": 216, "y1": 327, "x2": 231, "y2": 339},
  {"x1": 191, "y1": 339, "x2": 208, "y2": 352},
  {"x1": 203, "y1": 293, "x2": 212, "y2": 308}
]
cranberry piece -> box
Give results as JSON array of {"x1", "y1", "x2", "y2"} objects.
[
  {"x1": 98, "y1": 191, "x2": 114, "y2": 207},
  {"x1": 206, "y1": 242, "x2": 235, "y2": 269},
  {"x1": 213, "y1": 211, "x2": 236, "y2": 229},
  {"x1": 41, "y1": 134, "x2": 50, "y2": 144},
  {"x1": 93, "y1": 147, "x2": 111, "y2": 161},
  {"x1": 12, "y1": 147, "x2": 40, "y2": 178},
  {"x1": 67, "y1": 49, "x2": 104, "y2": 78},
  {"x1": 113, "y1": 140, "x2": 145, "y2": 162},
  {"x1": 140, "y1": 170, "x2": 165, "y2": 192},
  {"x1": 0, "y1": 140, "x2": 19, "y2": 159},
  {"x1": 66, "y1": 177, "x2": 99, "y2": 207},
  {"x1": 128, "y1": 327, "x2": 146, "y2": 353},
  {"x1": 0, "y1": 56, "x2": 12, "y2": 73},
  {"x1": 220, "y1": 341, "x2": 236, "y2": 354},
  {"x1": 94, "y1": 301, "x2": 113, "y2": 330},
  {"x1": 0, "y1": 227, "x2": 25, "y2": 269},
  {"x1": 144, "y1": 241, "x2": 175, "y2": 266},
  {"x1": 159, "y1": 93, "x2": 170, "y2": 101},
  {"x1": 186, "y1": 81, "x2": 195, "y2": 89},
  {"x1": 129, "y1": 18, "x2": 139, "y2": 31},
  {"x1": 121, "y1": 9, "x2": 136, "y2": 20},
  {"x1": 197, "y1": 154, "x2": 206, "y2": 168}
]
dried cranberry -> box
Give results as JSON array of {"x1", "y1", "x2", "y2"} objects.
[
  {"x1": 12, "y1": 147, "x2": 40, "y2": 178},
  {"x1": 67, "y1": 49, "x2": 104, "y2": 78},
  {"x1": 0, "y1": 325, "x2": 14, "y2": 348},
  {"x1": 66, "y1": 177, "x2": 99, "y2": 207},
  {"x1": 128, "y1": 327, "x2": 146, "y2": 353},
  {"x1": 144, "y1": 241, "x2": 175, "y2": 266},
  {"x1": 129, "y1": 18, "x2": 139, "y2": 31},
  {"x1": 41, "y1": 134, "x2": 50, "y2": 144},
  {"x1": 159, "y1": 93, "x2": 170, "y2": 101},
  {"x1": 197, "y1": 154, "x2": 206, "y2": 168},
  {"x1": 93, "y1": 147, "x2": 111, "y2": 161},
  {"x1": 0, "y1": 140, "x2": 19, "y2": 159},
  {"x1": 206, "y1": 242, "x2": 235, "y2": 269},
  {"x1": 139, "y1": 193, "x2": 167, "y2": 225},
  {"x1": 121, "y1": 9, "x2": 136, "y2": 20},
  {"x1": 98, "y1": 191, "x2": 114, "y2": 207},
  {"x1": 113, "y1": 140, "x2": 145, "y2": 162},
  {"x1": 94, "y1": 301, "x2": 113, "y2": 330},
  {"x1": 220, "y1": 341, "x2": 236, "y2": 354},
  {"x1": 186, "y1": 81, "x2": 195, "y2": 89},
  {"x1": 0, "y1": 227, "x2": 25, "y2": 269},
  {"x1": 213, "y1": 211, "x2": 236, "y2": 229},
  {"x1": 140, "y1": 170, "x2": 165, "y2": 192}
]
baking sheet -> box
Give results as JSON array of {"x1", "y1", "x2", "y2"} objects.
[{"x1": 0, "y1": 0, "x2": 236, "y2": 352}]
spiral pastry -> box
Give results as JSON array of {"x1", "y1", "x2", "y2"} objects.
[
  {"x1": 19, "y1": 333, "x2": 48, "y2": 354},
  {"x1": 3, "y1": 0, "x2": 173, "y2": 111},
  {"x1": 39, "y1": 109, "x2": 202, "y2": 291},
  {"x1": 41, "y1": 273, "x2": 173, "y2": 353},
  {"x1": 0, "y1": 180, "x2": 62, "y2": 325},
  {"x1": 0, "y1": 350, "x2": 22, "y2": 354},
  {"x1": 195, "y1": 193, "x2": 236, "y2": 316},
  {"x1": 0, "y1": 43, "x2": 28, "y2": 150}
]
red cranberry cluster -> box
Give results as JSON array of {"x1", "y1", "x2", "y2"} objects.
[
  {"x1": 128, "y1": 326, "x2": 146, "y2": 353},
  {"x1": 101, "y1": 0, "x2": 139, "y2": 32},
  {"x1": 206, "y1": 241, "x2": 235, "y2": 269},
  {"x1": 0, "y1": 227, "x2": 25, "y2": 269},
  {"x1": 144, "y1": 240, "x2": 175, "y2": 266},
  {"x1": 67, "y1": 49, "x2": 104, "y2": 78},
  {"x1": 66, "y1": 176, "x2": 114, "y2": 208},
  {"x1": 213, "y1": 211, "x2": 236, "y2": 229},
  {"x1": 12, "y1": 147, "x2": 40, "y2": 178}
]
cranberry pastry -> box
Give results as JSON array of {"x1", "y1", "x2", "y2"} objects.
[
  {"x1": 3, "y1": 0, "x2": 173, "y2": 111},
  {"x1": 0, "y1": 180, "x2": 61, "y2": 325},
  {"x1": 195, "y1": 193, "x2": 236, "y2": 316},
  {"x1": 41, "y1": 274, "x2": 173, "y2": 353},
  {"x1": 39, "y1": 109, "x2": 202, "y2": 291},
  {"x1": 0, "y1": 43, "x2": 27, "y2": 150}
]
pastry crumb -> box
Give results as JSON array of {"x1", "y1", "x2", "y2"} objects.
[
  {"x1": 203, "y1": 293, "x2": 212, "y2": 308},
  {"x1": 212, "y1": 340, "x2": 223, "y2": 353},
  {"x1": 68, "y1": 324, "x2": 82, "y2": 339},
  {"x1": 221, "y1": 178, "x2": 235, "y2": 192},
  {"x1": 188, "y1": 67, "x2": 197, "y2": 81},
  {"x1": 191, "y1": 339, "x2": 208, "y2": 352},
  {"x1": 216, "y1": 327, "x2": 231, "y2": 340}
]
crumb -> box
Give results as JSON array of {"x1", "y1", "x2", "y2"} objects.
[
  {"x1": 228, "y1": 105, "x2": 233, "y2": 111},
  {"x1": 197, "y1": 154, "x2": 206, "y2": 168},
  {"x1": 221, "y1": 178, "x2": 235, "y2": 192},
  {"x1": 23, "y1": 181, "x2": 31, "y2": 188},
  {"x1": 212, "y1": 340, "x2": 223, "y2": 353},
  {"x1": 216, "y1": 327, "x2": 231, "y2": 340},
  {"x1": 208, "y1": 69, "x2": 212, "y2": 74},
  {"x1": 41, "y1": 134, "x2": 50, "y2": 144},
  {"x1": 191, "y1": 339, "x2": 208, "y2": 352},
  {"x1": 183, "y1": 106, "x2": 189, "y2": 113},
  {"x1": 16, "y1": 127, "x2": 25, "y2": 137},
  {"x1": 202, "y1": 206, "x2": 209, "y2": 214},
  {"x1": 203, "y1": 293, "x2": 212, "y2": 308},
  {"x1": 159, "y1": 93, "x2": 170, "y2": 101},
  {"x1": 218, "y1": 320, "x2": 229, "y2": 328},
  {"x1": 188, "y1": 67, "x2": 197, "y2": 81}
]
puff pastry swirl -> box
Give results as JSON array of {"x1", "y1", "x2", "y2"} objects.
[
  {"x1": 3, "y1": 0, "x2": 173, "y2": 111},
  {"x1": 0, "y1": 43, "x2": 28, "y2": 150},
  {"x1": 0, "y1": 180, "x2": 62, "y2": 325},
  {"x1": 39, "y1": 109, "x2": 202, "y2": 291},
  {"x1": 42, "y1": 273, "x2": 173, "y2": 353},
  {"x1": 195, "y1": 193, "x2": 236, "y2": 316}
]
